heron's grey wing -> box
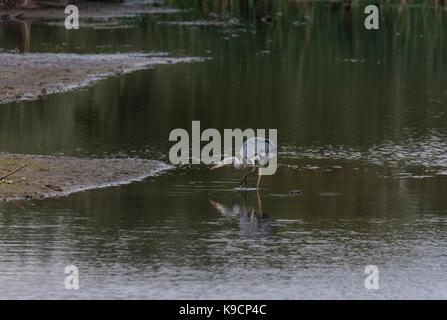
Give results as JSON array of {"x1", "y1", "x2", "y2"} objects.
[
  {"x1": 239, "y1": 137, "x2": 259, "y2": 163},
  {"x1": 239, "y1": 140, "x2": 248, "y2": 162},
  {"x1": 263, "y1": 138, "x2": 277, "y2": 159},
  {"x1": 240, "y1": 137, "x2": 277, "y2": 165}
]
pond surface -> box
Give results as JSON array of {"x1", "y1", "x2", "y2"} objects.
[{"x1": 1, "y1": 1, "x2": 447, "y2": 299}]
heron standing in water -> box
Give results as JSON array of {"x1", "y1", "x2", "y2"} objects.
[{"x1": 209, "y1": 137, "x2": 276, "y2": 190}]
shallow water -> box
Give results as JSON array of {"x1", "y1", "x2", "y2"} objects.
[{"x1": 1, "y1": 1, "x2": 447, "y2": 299}]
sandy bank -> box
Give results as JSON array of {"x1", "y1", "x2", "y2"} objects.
[
  {"x1": 0, "y1": 52, "x2": 206, "y2": 104},
  {"x1": 0, "y1": 153, "x2": 172, "y2": 201}
]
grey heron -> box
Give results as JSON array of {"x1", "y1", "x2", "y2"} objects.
[{"x1": 209, "y1": 137, "x2": 276, "y2": 190}]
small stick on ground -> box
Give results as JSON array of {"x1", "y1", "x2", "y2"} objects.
[{"x1": 0, "y1": 164, "x2": 27, "y2": 181}]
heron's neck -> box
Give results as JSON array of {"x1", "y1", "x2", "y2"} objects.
[
  {"x1": 233, "y1": 157, "x2": 243, "y2": 165},
  {"x1": 222, "y1": 156, "x2": 242, "y2": 165}
]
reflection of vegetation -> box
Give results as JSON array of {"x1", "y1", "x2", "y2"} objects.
[
  {"x1": 0, "y1": 1, "x2": 446, "y2": 156},
  {"x1": 166, "y1": 0, "x2": 446, "y2": 19},
  {"x1": 0, "y1": 17, "x2": 35, "y2": 52}
]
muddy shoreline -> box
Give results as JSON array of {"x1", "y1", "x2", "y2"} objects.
[
  {"x1": 0, "y1": 153, "x2": 172, "y2": 201},
  {"x1": 0, "y1": 52, "x2": 206, "y2": 104},
  {"x1": 0, "y1": 0, "x2": 182, "y2": 19}
]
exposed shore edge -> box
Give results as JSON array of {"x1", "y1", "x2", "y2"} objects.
[
  {"x1": 0, "y1": 153, "x2": 173, "y2": 201},
  {"x1": 0, "y1": 53, "x2": 208, "y2": 104},
  {"x1": 0, "y1": 0, "x2": 183, "y2": 19}
]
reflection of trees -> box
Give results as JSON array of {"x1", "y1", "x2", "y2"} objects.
[
  {"x1": 0, "y1": 16, "x2": 36, "y2": 52},
  {"x1": 170, "y1": 0, "x2": 447, "y2": 146},
  {"x1": 20, "y1": 18, "x2": 34, "y2": 52},
  {"x1": 0, "y1": 2, "x2": 446, "y2": 156}
]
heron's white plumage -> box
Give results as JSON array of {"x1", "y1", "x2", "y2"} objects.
[{"x1": 240, "y1": 137, "x2": 276, "y2": 166}]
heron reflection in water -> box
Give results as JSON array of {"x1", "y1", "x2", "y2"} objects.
[
  {"x1": 209, "y1": 190, "x2": 272, "y2": 238},
  {"x1": 210, "y1": 137, "x2": 276, "y2": 190}
]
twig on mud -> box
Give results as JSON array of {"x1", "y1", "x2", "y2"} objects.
[{"x1": 0, "y1": 164, "x2": 27, "y2": 181}]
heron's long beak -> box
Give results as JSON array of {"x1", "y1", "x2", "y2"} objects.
[{"x1": 210, "y1": 163, "x2": 223, "y2": 171}]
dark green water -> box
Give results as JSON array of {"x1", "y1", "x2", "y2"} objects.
[{"x1": 1, "y1": 1, "x2": 447, "y2": 298}]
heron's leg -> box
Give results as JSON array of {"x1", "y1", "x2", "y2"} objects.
[
  {"x1": 239, "y1": 190, "x2": 247, "y2": 202},
  {"x1": 256, "y1": 171, "x2": 262, "y2": 190},
  {"x1": 256, "y1": 189, "x2": 262, "y2": 212},
  {"x1": 240, "y1": 166, "x2": 256, "y2": 186}
]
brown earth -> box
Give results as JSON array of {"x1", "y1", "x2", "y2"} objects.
[
  {"x1": 0, "y1": 0, "x2": 181, "y2": 19},
  {"x1": 0, "y1": 53, "x2": 206, "y2": 104},
  {"x1": 0, "y1": 153, "x2": 171, "y2": 201}
]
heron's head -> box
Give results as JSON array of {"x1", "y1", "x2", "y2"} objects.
[
  {"x1": 210, "y1": 163, "x2": 223, "y2": 171},
  {"x1": 209, "y1": 156, "x2": 225, "y2": 171}
]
